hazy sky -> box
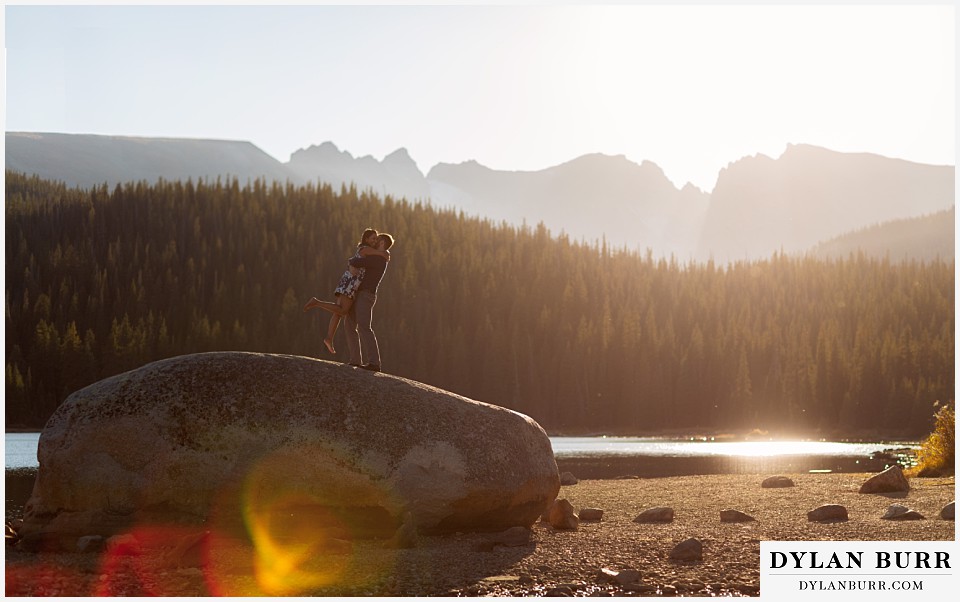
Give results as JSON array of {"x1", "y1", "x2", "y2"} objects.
[{"x1": 3, "y1": 3, "x2": 955, "y2": 191}]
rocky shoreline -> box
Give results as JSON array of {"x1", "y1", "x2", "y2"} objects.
[{"x1": 5, "y1": 472, "x2": 954, "y2": 597}]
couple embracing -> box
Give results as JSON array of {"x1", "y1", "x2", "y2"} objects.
[{"x1": 304, "y1": 228, "x2": 395, "y2": 373}]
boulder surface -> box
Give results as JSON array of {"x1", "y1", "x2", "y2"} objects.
[{"x1": 20, "y1": 352, "x2": 560, "y2": 547}]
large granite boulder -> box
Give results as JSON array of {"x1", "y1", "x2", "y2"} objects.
[{"x1": 19, "y1": 352, "x2": 560, "y2": 549}]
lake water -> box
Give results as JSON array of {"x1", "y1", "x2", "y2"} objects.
[
  {"x1": 5, "y1": 432, "x2": 41, "y2": 469},
  {"x1": 550, "y1": 436, "x2": 908, "y2": 458},
  {"x1": 4, "y1": 433, "x2": 916, "y2": 520},
  {"x1": 5, "y1": 432, "x2": 916, "y2": 469},
  {"x1": 549, "y1": 436, "x2": 917, "y2": 479}
]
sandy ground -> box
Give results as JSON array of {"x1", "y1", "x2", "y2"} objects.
[{"x1": 4, "y1": 473, "x2": 955, "y2": 597}]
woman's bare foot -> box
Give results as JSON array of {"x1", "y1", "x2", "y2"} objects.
[
  {"x1": 303, "y1": 297, "x2": 322, "y2": 312},
  {"x1": 323, "y1": 339, "x2": 336, "y2": 354}
]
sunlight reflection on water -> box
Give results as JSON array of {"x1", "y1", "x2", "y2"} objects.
[{"x1": 548, "y1": 437, "x2": 917, "y2": 458}]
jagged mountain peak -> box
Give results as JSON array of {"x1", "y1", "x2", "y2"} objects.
[
  {"x1": 426, "y1": 159, "x2": 491, "y2": 179},
  {"x1": 290, "y1": 141, "x2": 353, "y2": 163},
  {"x1": 382, "y1": 147, "x2": 424, "y2": 178},
  {"x1": 384, "y1": 147, "x2": 412, "y2": 162}
]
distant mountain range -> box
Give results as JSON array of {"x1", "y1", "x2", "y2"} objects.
[
  {"x1": 5, "y1": 132, "x2": 954, "y2": 262},
  {"x1": 811, "y1": 207, "x2": 954, "y2": 263}
]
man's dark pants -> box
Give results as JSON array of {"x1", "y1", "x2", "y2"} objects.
[{"x1": 344, "y1": 290, "x2": 380, "y2": 367}]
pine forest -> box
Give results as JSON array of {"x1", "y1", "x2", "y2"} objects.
[{"x1": 4, "y1": 171, "x2": 954, "y2": 437}]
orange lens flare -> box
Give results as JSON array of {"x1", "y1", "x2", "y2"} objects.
[
  {"x1": 7, "y1": 444, "x2": 404, "y2": 597},
  {"x1": 231, "y1": 443, "x2": 399, "y2": 595},
  {"x1": 244, "y1": 490, "x2": 353, "y2": 595}
]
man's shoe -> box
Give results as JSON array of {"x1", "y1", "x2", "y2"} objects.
[{"x1": 360, "y1": 364, "x2": 381, "y2": 372}]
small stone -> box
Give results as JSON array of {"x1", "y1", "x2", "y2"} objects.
[
  {"x1": 549, "y1": 498, "x2": 579, "y2": 530},
  {"x1": 661, "y1": 584, "x2": 678, "y2": 596},
  {"x1": 560, "y1": 472, "x2": 579, "y2": 486},
  {"x1": 859, "y1": 465, "x2": 910, "y2": 494},
  {"x1": 761, "y1": 475, "x2": 795, "y2": 488},
  {"x1": 719, "y1": 509, "x2": 755, "y2": 523},
  {"x1": 579, "y1": 508, "x2": 604, "y2": 521},
  {"x1": 882, "y1": 504, "x2": 909, "y2": 519},
  {"x1": 547, "y1": 585, "x2": 573, "y2": 596},
  {"x1": 668, "y1": 538, "x2": 703, "y2": 561},
  {"x1": 633, "y1": 507, "x2": 674, "y2": 523},
  {"x1": 881, "y1": 504, "x2": 923, "y2": 521},
  {"x1": 597, "y1": 568, "x2": 619, "y2": 583},
  {"x1": 807, "y1": 504, "x2": 848, "y2": 522},
  {"x1": 940, "y1": 502, "x2": 955, "y2": 520},
  {"x1": 614, "y1": 569, "x2": 641, "y2": 585},
  {"x1": 880, "y1": 504, "x2": 924, "y2": 520}
]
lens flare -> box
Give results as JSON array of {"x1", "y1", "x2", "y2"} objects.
[
  {"x1": 245, "y1": 489, "x2": 353, "y2": 595},
  {"x1": 9, "y1": 443, "x2": 407, "y2": 597},
  {"x1": 208, "y1": 443, "x2": 403, "y2": 595},
  {"x1": 5, "y1": 561, "x2": 86, "y2": 596}
]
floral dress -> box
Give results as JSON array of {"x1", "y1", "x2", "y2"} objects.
[{"x1": 333, "y1": 244, "x2": 367, "y2": 299}]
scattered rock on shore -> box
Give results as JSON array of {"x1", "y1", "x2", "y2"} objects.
[
  {"x1": 940, "y1": 502, "x2": 955, "y2": 520},
  {"x1": 761, "y1": 476, "x2": 794, "y2": 488},
  {"x1": 4, "y1": 473, "x2": 954, "y2": 598},
  {"x1": 859, "y1": 465, "x2": 910, "y2": 494},
  {"x1": 669, "y1": 538, "x2": 703, "y2": 561},
  {"x1": 720, "y1": 509, "x2": 755, "y2": 523},
  {"x1": 614, "y1": 568, "x2": 642, "y2": 584},
  {"x1": 560, "y1": 472, "x2": 579, "y2": 486},
  {"x1": 881, "y1": 504, "x2": 924, "y2": 521},
  {"x1": 807, "y1": 504, "x2": 848, "y2": 522},
  {"x1": 633, "y1": 507, "x2": 674, "y2": 523},
  {"x1": 579, "y1": 508, "x2": 604, "y2": 521},
  {"x1": 548, "y1": 499, "x2": 579, "y2": 530}
]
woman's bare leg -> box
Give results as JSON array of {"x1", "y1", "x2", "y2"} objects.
[
  {"x1": 316, "y1": 300, "x2": 350, "y2": 317},
  {"x1": 303, "y1": 297, "x2": 323, "y2": 312},
  {"x1": 323, "y1": 316, "x2": 338, "y2": 353},
  {"x1": 323, "y1": 296, "x2": 354, "y2": 353}
]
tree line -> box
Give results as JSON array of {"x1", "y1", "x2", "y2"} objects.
[{"x1": 5, "y1": 170, "x2": 954, "y2": 437}]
